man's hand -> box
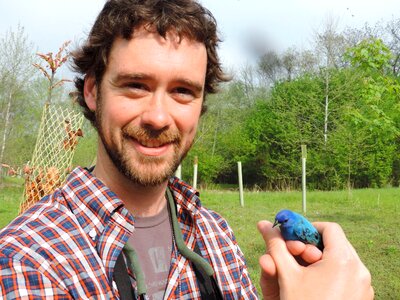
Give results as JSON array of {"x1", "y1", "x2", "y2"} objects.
[{"x1": 257, "y1": 221, "x2": 374, "y2": 300}]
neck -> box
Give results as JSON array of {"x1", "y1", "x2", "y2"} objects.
[{"x1": 93, "y1": 145, "x2": 168, "y2": 218}]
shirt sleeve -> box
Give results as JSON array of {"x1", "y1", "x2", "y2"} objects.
[
  {"x1": 209, "y1": 211, "x2": 259, "y2": 299},
  {"x1": 0, "y1": 257, "x2": 73, "y2": 300},
  {"x1": 235, "y1": 241, "x2": 259, "y2": 299}
]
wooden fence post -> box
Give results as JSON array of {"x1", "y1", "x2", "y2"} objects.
[
  {"x1": 301, "y1": 144, "x2": 307, "y2": 213},
  {"x1": 175, "y1": 164, "x2": 182, "y2": 179},
  {"x1": 193, "y1": 156, "x2": 198, "y2": 189},
  {"x1": 238, "y1": 161, "x2": 244, "y2": 207}
]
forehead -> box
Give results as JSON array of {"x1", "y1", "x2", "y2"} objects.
[
  {"x1": 105, "y1": 26, "x2": 207, "y2": 81},
  {"x1": 131, "y1": 25, "x2": 194, "y2": 45}
]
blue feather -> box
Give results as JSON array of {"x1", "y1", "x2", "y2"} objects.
[{"x1": 273, "y1": 209, "x2": 323, "y2": 250}]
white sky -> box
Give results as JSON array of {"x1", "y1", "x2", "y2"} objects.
[{"x1": 0, "y1": 0, "x2": 399, "y2": 74}]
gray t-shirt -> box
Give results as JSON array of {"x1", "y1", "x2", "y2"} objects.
[{"x1": 128, "y1": 203, "x2": 172, "y2": 300}]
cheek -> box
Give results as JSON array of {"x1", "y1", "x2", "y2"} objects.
[
  {"x1": 97, "y1": 109, "x2": 126, "y2": 144},
  {"x1": 175, "y1": 105, "x2": 201, "y2": 135},
  {"x1": 102, "y1": 102, "x2": 138, "y2": 128}
]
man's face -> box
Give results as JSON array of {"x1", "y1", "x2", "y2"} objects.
[{"x1": 86, "y1": 28, "x2": 207, "y2": 186}]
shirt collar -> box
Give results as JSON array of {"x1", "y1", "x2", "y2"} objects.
[
  {"x1": 168, "y1": 176, "x2": 202, "y2": 216},
  {"x1": 61, "y1": 167, "x2": 135, "y2": 243}
]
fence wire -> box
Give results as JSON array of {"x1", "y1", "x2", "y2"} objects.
[{"x1": 19, "y1": 104, "x2": 84, "y2": 213}]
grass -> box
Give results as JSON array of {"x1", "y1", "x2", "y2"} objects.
[
  {"x1": 0, "y1": 177, "x2": 23, "y2": 228},
  {"x1": 1, "y1": 183, "x2": 399, "y2": 299}
]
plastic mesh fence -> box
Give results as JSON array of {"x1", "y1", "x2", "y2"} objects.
[{"x1": 19, "y1": 104, "x2": 84, "y2": 213}]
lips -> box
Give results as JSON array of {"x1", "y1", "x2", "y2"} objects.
[
  {"x1": 136, "y1": 138, "x2": 172, "y2": 148},
  {"x1": 131, "y1": 137, "x2": 174, "y2": 156}
]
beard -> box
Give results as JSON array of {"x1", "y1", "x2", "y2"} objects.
[{"x1": 94, "y1": 97, "x2": 192, "y2": 187}]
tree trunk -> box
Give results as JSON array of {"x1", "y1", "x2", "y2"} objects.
[
  {"x1": 0, "y1": 92, "x2": 12, "y2": 165},
  {"x1": 211, "y1": 110, "x2": 220, "y2": 157},
  {"x1": 323, "y1": 69, "x2": 330, "y2": 145}
]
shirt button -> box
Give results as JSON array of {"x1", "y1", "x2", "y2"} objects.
[{"x1": 89, "y1": 228, "x2": 97, "y2": 239}]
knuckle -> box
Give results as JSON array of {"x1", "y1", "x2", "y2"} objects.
[
  {"x1": 326, "y1": 222, "x2": 343, "y2": 232},
  {"x1": 335, "y1": 253, "x2": 358, "y2": 269},
  {"x1": 361, "y1": 266, "x2": 372, "y2": 286},
  {"x1": 353, "y1": 261, "x2": 373, "y2": 292},
  {"x1": 336, "y1": 256, "x2": 352, "y2": 268}
]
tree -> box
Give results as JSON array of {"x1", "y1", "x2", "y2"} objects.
[
  {"x1": 314, "y1": 17, "x2": 349, "y2": 145},
  {"x1": 384, "y1": 18, "x2": 400, "y2": 76},
  {"x1": 258, "y1": 50, "x2": 282, "y2": 86},
  {"x1": 344, "y1": 38, "x2": 400, "y2": 187},
  {"x1": 0, "y1": 25, "x2": 36, "y2": 168},
  {"x1": 243, "y1": 73, "x2": 327, "y2": 189},
  {"x1": 281, "y1": 48, "x2": 298, "y2": 81}
]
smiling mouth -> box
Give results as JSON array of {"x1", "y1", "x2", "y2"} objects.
[
  {"x1": 136, "y1": 138, "x2": 173, "y2": 148},
  {"x1": 128, "y1": 131, "x2": 180, "y2": 155},
  {"x1": 130, "y1": 131, "x2": 180, "y2": 147},
  {"x1": 131, "y1": 138, "x2": 174, "y2": 157},
  {"x1": 122, "y1": 126, "x2": 181, "y2": 154}
]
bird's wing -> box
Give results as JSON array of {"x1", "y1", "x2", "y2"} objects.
[
  {"x1": 293, "y1": 221, "x2": 310, "y2": 242},
  {"x1": 294, "y1": 219, "x2": 319, "y2": 245}
]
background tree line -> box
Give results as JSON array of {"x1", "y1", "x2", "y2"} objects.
[
  {"x1": 182, "y1": 17, "x2": 400, "y2": 190},
  {"x1": 1, "y1": 18, "x2": 400, "y2": 190}
]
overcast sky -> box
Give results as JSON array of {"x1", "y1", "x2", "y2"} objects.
[{"x1": 1, "y1": 0, "x2": 399, "y2": 75}]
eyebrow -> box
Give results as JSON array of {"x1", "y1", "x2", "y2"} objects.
[
  {"x1": 110, "y1": 73, "x2": 150, "y2": 86},
  {"x1": 175, "y1": 78, "x2": 204, "y2": 94},
  {"x1": 110, "y1": 72, "x2": 204, "y2": 93}
]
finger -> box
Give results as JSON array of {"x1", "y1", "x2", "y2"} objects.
[
  {"x1": 286, "y1": 241, "x2": 322, "y2": 264},
  {"x1": 259, "y1": 254, "x2": 279, "y2": 300},
  {"x1": 286, "y1": 240, "x2": 306, "y2": 256},
  {"x1": 313, "y1": 222, "x2": 347, "y2": 244},
  {"x1": 313, "y1": 222, "x2": 353, "y2": 259},
  {"x1": 259, "y1": 253, "x2": 277, "y2": 277},
  {"x1": 257, "y1": 221, "x2": 298, "y2": 273},
  {"x1": 368, "y1": 286, "x2": 375, "y2": 300},
  {"x1": 300, "y1": 244, "x2": 322, "y2": 264}
]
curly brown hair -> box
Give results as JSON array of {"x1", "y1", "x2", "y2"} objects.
[{"x1": 71, "y1": 0, "x2": 228, "y2": 126}]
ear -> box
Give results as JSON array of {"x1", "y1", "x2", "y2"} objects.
[{"x1": 83, "y1": 76, "x2": 97, "y2": 111}]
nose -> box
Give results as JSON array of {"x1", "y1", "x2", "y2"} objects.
[{"x1": 140, "y1": 92, "x2": 172, "y2": 130}]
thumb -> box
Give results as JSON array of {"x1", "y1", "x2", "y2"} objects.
[
  {"x1": 257, "y1": 221, "x2": 299, "y2": 275},
  {"x1": 259, "y1": 253, "x2": 280, "y2": 300}
]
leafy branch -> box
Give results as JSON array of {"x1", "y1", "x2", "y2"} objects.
[{"x1": 32, "y1": 40, "x2": 71, "y2": 104}]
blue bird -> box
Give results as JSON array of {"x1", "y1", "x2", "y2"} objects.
[{"x1": 273, "y1": 209, "x2": 324, "y2": 250}]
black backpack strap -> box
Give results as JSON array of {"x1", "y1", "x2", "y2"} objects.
[
  {"x1": 113, "y1": 251, "x2": 135, "y2": 300},
  {"x1": 192, "y1": 242, "x2": 224, "y2": 300}
]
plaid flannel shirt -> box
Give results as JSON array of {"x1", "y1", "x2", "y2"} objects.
[{"x1": 0, "y1": 167, "x2": 258, "y2": 299}]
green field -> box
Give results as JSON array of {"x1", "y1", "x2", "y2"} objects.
[
  {"x1": 1, "y1": 181, "x2": 399, "y2": 299},
  {"x1": 0, "y1": 177, "x2": 24, "y2": 229}
]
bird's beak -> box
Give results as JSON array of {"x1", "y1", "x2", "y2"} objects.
[{"x1": 273, "y1": 219, "x2": 279, "y2": 228}]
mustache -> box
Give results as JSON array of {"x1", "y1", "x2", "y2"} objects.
[{"x1": 122, "y1": 125, "x2": 181, "y2": 145}]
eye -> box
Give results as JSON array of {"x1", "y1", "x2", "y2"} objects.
[
  {"x1": 122, "y1": 82, "x2": 149, "y2": 98},
  {"x1": 174, "y1": 87, "x2": 195, "y2": 96},
  {"x1": 127, "y1": 82, "x2": 148, "y2": 90},
  {"x1": 171, "y1": 87, "x2": 196, "y2": 102}
]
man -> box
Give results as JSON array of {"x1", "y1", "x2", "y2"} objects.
[{"x1": 0, "y1": 0, "x2": 373, "y2": 299}]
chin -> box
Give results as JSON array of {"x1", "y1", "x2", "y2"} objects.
[{"x1": 121, "y1": 159, "x2": 179, "y2": 186}]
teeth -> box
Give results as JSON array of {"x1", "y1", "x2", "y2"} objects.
[{"x1": 140, "y1": 140, "x2": 167, "y2": 148}]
